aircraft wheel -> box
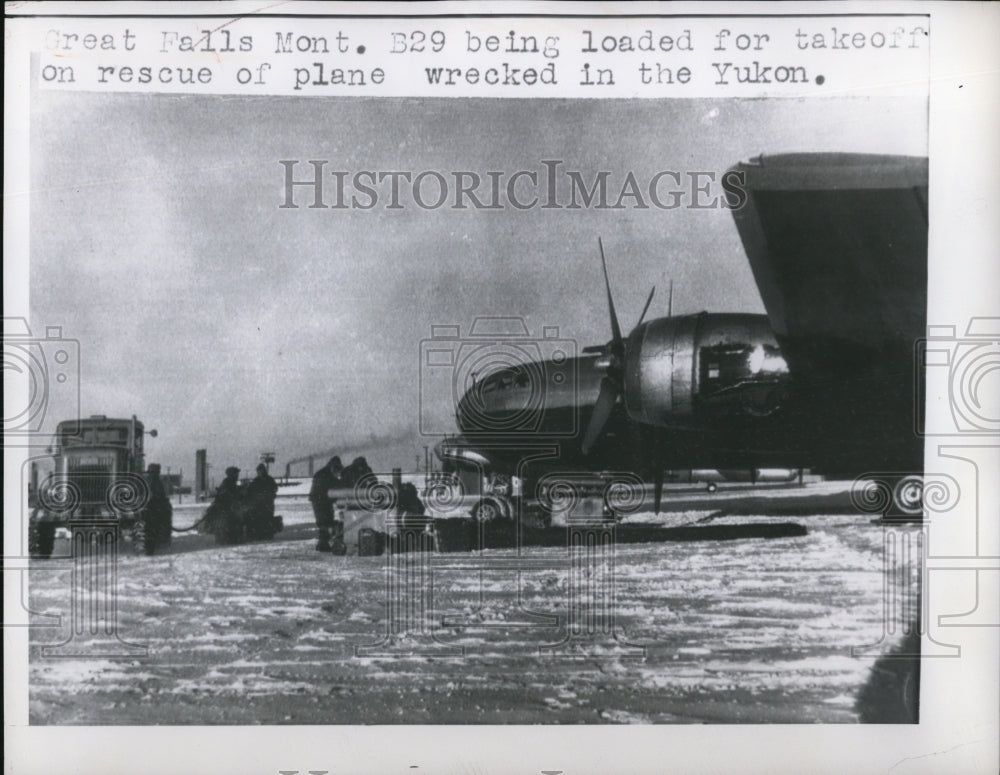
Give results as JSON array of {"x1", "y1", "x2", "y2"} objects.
[{"x1": 706, "y1": 482, "x2": 718, "y2": 493}]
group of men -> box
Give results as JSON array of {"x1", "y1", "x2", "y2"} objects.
[
  {"x1": 308, "y1": 455, "x2": 373, "y2": 552},
  {"x1": 209, "y1": 454, "x2": 392, "y2": 553},
  {"x1": 207, "y1": 463, "x2": 280, "y2": 543}
]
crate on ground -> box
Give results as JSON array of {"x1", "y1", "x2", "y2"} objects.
[{"x1": 357, "y1": 527, "x2": 386, "y2": 557}]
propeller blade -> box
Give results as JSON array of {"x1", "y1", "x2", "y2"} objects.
[
  {"x1": 581, "y1": 376, "x2": 620, "y2": 455},
  {"x1": 598, "y1": 237, "x2": 625, "y2": 360},
  {"x1": 637, "y1": 286, "x2": 656, "y2": 327}
]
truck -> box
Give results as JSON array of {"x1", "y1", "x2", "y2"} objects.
[{"x1": 29, "y1": 415, "x2": 172, "y2": 558}]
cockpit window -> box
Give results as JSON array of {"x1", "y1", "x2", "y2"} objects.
[{"x1": 477, "y1": 367, "x2": 530, "y2": 394}]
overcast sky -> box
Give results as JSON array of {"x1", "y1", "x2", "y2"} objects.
[{"x1": 29, "y1": 93, "x2": 926, "y2": 477}]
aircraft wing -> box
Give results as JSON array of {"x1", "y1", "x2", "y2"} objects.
[
  {"x1": 730, "y1": 153, "x2": 927, "y2": 356},
  {"x1": 729, "y1": 153, "x2": 928, "y2": 473}
]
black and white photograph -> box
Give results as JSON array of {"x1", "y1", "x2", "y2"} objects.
[{"x1": 5, "y1": 3, "x2": 999, "y2": 774}]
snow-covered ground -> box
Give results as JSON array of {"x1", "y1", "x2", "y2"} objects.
[{"x1": 27, "y1": 486, "x2": 918, "y2": 724}]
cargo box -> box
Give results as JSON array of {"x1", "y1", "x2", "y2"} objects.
[{"x1": 357, "y1": 527, "x2": 385, "y2": 557}]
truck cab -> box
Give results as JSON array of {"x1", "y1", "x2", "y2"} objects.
[{"x1": 30, "y1": 415, "x2": 171, "y2": 557}]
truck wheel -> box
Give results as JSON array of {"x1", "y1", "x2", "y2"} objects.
[
  {"x1": 130, "y1": 517, "x2": 156, "y2": 556},
  {"x1": 29, "y1": 521, "x2": 56, "y2": 559},
  {"x1": 472, "y1": 499, "x2": 502, "y2": 522}
]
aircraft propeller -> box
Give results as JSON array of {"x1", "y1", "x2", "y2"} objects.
[
  {"x1": 582, "y1": 238, "x2": 629, "y2": 455},
  {"x1": 582, "y1": 238, "x2": 665, "y2": 513},
  {"x1": 637, "y1": 285, "x2": 656, "y2": 328},
  {"x1": 599, "y1": 237, "x2": 626, "y2": 364}
]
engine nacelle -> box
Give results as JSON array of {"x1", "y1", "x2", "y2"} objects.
[{"x1": 623, "y1": 312, "x2": 789, "y2": 427}]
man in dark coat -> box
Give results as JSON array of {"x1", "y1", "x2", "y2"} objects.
[
  {"x1": 309, "y1": 457, "x2": 344, "y2": 552},
  {"x1": 147, "y1": 463, "x2": 168, "y2": 503},
  {"x1": 216, "y1": 466, "x2": 242, "y2": 502},
  {"x1": 135, "y1": 463, "x2": 173, "y2": 553},
  {"x1": 208, "y1": 466, "x2": 245, "y2": 544},
  {"x1": 246, "y1": 463, "x2": 278, "y2": 539},
  {"x1": 341, "y1": 456, "x2": 374, "y2": 489}
]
